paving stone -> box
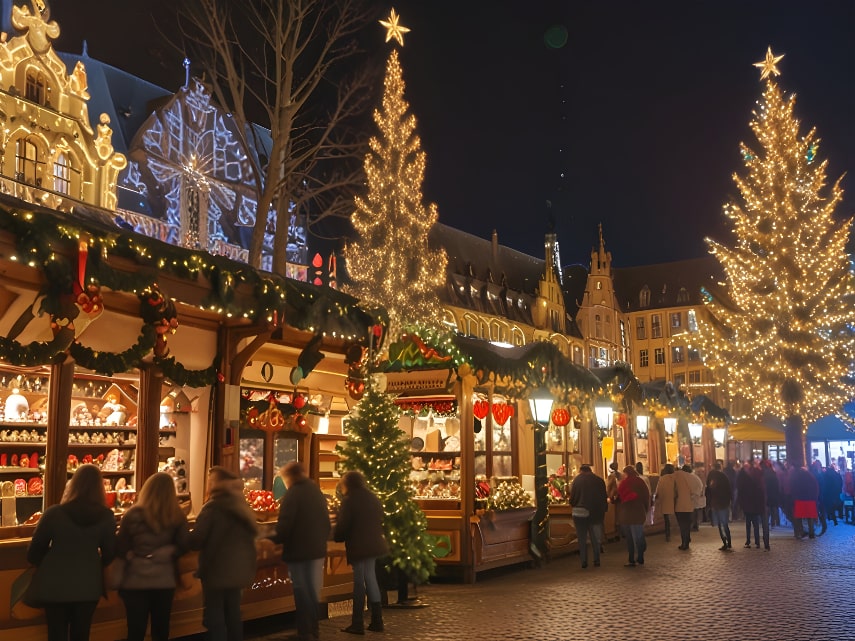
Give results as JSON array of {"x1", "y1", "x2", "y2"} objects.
[{"x1": 220, "y1": 521, "x2": 855, "y2": 641}]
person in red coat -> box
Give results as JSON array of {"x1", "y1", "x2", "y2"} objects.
[
  {"x1": 612, "y1": 466, "x2": 650, "y2": 567},
  {"x1": 789, "y1": 464, "x2": 820, "y2": 539}
]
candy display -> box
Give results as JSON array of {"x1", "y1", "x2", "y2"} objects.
[{"x1": 246, "y1": 489, "x2": 279, "y2": 520}]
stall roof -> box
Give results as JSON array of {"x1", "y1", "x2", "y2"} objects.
[
  {"x1": 806, "y1": 415, "x2": 855, "y2": 441},
  {"x1": 728, "y1": 421, "x2": 786, "y2": 442}
]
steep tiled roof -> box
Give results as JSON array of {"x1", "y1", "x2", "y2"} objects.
[{"x1": 613, "y1": 255, "x2": 723, "y2": 311}]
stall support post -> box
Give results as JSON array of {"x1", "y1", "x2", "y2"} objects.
[
  {"x1": 44, "y1": 355, "x2": 74, "y2": 508},
  {"x1": 136, "y1": 362, "x2": 164, "y2": 487}
]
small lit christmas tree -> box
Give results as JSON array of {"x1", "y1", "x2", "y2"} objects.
[
  {"x1": 344, "y1": 40, "x2": 447, "y2": 343},
  {"x1": 695, "y1": 48, "x2": 855, "y2": 466},
  {"x1": 337, "y1": 385, "x2": 435, "y2": 585}
]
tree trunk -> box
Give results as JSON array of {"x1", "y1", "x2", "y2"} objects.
[{"x1": 785, "y1": 414, "x2": 805, "y2": 468}]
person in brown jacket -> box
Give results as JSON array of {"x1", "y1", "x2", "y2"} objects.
[{"x1": 612, "y1": 466, "x2": 651, "y2": 567}]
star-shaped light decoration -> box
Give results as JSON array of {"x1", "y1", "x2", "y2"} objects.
[
  {"x1": 379, "y1": 8, "x2": 410, "y2": 46},
  {"x1": 753, "y1": 46, "x2": 785, "y2": 81}
]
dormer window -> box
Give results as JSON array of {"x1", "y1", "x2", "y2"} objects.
[
  {"x1": 677, "y1": 287, "x2": 690, "y2": 303},
  {"x1": 25, "y1": 70, "x2": 46, "y2": 105},
  {"x1": 639, "y1": 284, "x2": 651, "y2": 308},
  {"x1": 15, "y1": 138, "x2": 38, "y2": 185}
]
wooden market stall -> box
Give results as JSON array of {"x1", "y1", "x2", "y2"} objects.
[{"x1": 0, "y1": 202, "x2": 379, "y2": 639}]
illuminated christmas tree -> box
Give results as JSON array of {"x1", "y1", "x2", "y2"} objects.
[
  {"x1": 337, "y1": 385, "x2": 435, "y2": 585},
  {"x1": 695, "y1": 48, "x2": 855, "y2": 466},
  {"x1": 344, "y1": 37, "x2": 447, "y2": 343}
]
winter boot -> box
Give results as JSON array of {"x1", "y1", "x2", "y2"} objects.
[
  {"x1": 342, "y1": 597, "x2": 365, "y2": 635},
  {"x1": 367, "y1": 601, "x2": 384, "y2": 632}
]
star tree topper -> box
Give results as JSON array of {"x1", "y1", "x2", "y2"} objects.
[
  {"x1": 380, "y1": 8, "x2": 410, "y2": 46},
  {"x1": 753, "y1": 46, "x2": 784, "y2": 80}
]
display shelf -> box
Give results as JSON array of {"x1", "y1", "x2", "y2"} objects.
[
  {"x1": 158, "y1": 429, "x2": 177, "y2": 436},
  {"x1": 0, "y1": 422, "x2": 47, "y2": 429},
  {"x1": 68, "y1": 469, "x2": 133, "y2": 477},
  {"x1": 0, "y1": 442, "x2": 46, "y2": 447},
  {"x1": 69, "y1": 442, "x2": 137, "y2": 450},
  {"x1": 69, "y1": 425, "x2": 137, "y2": 432},
  {"x1": 0, "y1": 466, "x2": 41, "y2": 474}
]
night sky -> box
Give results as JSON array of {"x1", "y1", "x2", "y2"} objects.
[{"x1": 48, "y1": 0, "x2": 855, "y2": 268}]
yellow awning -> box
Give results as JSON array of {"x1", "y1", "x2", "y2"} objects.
[{"x1": 728, "y1": 421, "x2": 786, "y2": 442}]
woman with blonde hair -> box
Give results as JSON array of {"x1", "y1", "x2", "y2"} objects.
[
  {"x1": 27, "y1": 464, "x2": 117, "y2": 641},
  {"x1": 116, "y1": 471, "x2": 189, "y2": 641}
]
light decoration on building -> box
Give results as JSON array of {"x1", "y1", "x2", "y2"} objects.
[
  {"x1": 343, "y1": 42, "x2": 447, "y2": 343},
  {"x1": 694, "y1": 47, "x2": 855, "y2": 426}
]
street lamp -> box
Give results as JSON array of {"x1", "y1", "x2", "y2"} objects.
[
  {"x1": 635, "y1": 413, "x2": 650, "y2": 439},
  {"x1": 594, "y1": 402, "x2": 613, "y2": 441},
  {"x1": 529, "y1": 393, "x2": 554, "y2": 427},
  {"x1": 712, "y1": 427, "x2": 726, "y2": 448},
  {"x1": 688, "y1": 422, "x2": 703, "y2": 445},
  {"x1": 663, "y1": 416, "x2": 677, "y2": 442}
]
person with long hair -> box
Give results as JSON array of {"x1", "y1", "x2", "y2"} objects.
[
  {"x1": 335, "y1": 470, "x2": 388, "y2": 634},
  {"x1": 116, "y1": 472, "x2": 189, "y2": 641},
  {"x1": 188, "y1": 466, "x2": 259, "y2": 641},
  {"x1": 27, "y1": 464, "x2": 118, "y2": 641}
]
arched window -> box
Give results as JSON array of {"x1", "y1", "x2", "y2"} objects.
[
  {"x1": 594, "y1": 314, "x2": 602, "y2": 338},
  {"x1": 15, "y1": 138, "x2": 38, "y2": 185},
  {"x1": 639, "y1": 285, "x2": 651, "y2": 308},
  {"x1": 25, "y1": 70, "x2": 45, "y2": 105},
  {"x1": 54, "y1": 152, "x2": 71, "y2": 195}
]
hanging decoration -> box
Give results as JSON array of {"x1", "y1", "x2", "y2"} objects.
[
  {"x1": 550, "y1": 407, "x2": 570, "y2": 427},
  {"x1": 491, "y1": 401, "x2": 514, "y2": 426},
  {"x1": 473, "y1": 399, "x2": 489, "y2": 420}
]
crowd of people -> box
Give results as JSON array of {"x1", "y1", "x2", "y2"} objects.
[
  {"x1": 24, "y1": 461, "x2": 387, "y2": 641},
  {"x1": 568, "y1": 456, "x2": 851, "y2": 569}
]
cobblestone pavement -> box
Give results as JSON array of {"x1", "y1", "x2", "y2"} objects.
[{"x1": 210, "y1": 521, "x2": 855, "y2": 641}]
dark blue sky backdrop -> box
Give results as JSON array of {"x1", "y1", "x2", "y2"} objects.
[{"x1": 50, "y1": 0, "x2": 855, "y2": 267}]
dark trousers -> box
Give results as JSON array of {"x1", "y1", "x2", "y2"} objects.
[
  {"x1": 202, "y1": 585, "x2": 243, "y2": 641},
  {"x1": 744, "y1": 512, "x2": 761, "y2": 545},
  {"x1": 662, "y1": 514, "x2": 671, "y2": 541},
  {"x1": 120, "y1": 588, "x2": 175, "y2": 641},
  {"x1": 675, "y1": 511, "x2": 693, "y2": 548},
  {"x1": 44, "y1": 601, "x2": 99, "y2": 641}
]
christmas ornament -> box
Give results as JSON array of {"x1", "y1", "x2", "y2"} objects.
[
  {"x1": 379, "y1": 8, "x2": 410, "y2": 46},
  {"x1": 753, "y1": 46, "x2": 784, "y2": 80},
  {"x1": 551, "y1": 407, "x2": 570, "y2": 427}
]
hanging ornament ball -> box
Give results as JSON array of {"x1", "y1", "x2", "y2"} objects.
[
  {"x1": 293, "y1": 394, "x2": 306, "y2": 409},
  {"x1": 290, "y1": 366, "x2": 304, "y2": 385},
  {"x1": 544, "y1": 25, "x2": 568, "y2": 49}
]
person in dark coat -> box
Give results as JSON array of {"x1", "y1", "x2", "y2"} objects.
[
  {"x1": 737, "y1": 460, "x2": 768, "y2": 549},
  {"x1": 706, "y1": 462, "x2": 732, "y2": 550},
  {"x1": 724, "y1": 460, "x2": 740, "y2": 521},
  {"x1": 188, "y1": 466, "x2": 259, "y2": 641},
  {"x1": 272, "y1": 461, "x2": 330, "y2": 641},
  {"x1": 334, "y1": 471, "x2": 388, "y2": 634},
  {"x1": 116, "y1": 472, "x2": 190, "y2": 641},
  {"x1": 762, "y1": 459, "x2": 781, "y2": 528},
  {"x1": 568, "y1": 464, "x2": 609, "y2": 568},
  {"x1": 790, "y1": 464, "x2": 820, "y2": 539},
  {"x1": 612, "y1": 466, "x2": 650, "y2": 567},
  {"x1": 27, "y1": 464, "x2": 117, "y2": 641},
  {"x1": 822, "y1": 465, "x2": 844, "y2": 525}
]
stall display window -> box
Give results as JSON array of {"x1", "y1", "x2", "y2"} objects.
[
  {"x1": 239, "y1": 436, "x2": 264, "y2": 490},
  {"x1": 274, "y1": 435, "x2": 299, "y2": 471}
]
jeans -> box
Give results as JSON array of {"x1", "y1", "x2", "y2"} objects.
[
  {"x1": 573, "y1": 517, "x2": 603, "y2": 567},
  {"x1": 120, "y1": 588, "x2": 175, "y2": 641},
  {"x1": 744, "y1": 512, "x2": 761, "y2": 545},
  {"x1": 351, "y1": 557, "x2": 382, "y2": 613},
  {"x1": 712, "y1": 508, "x2": 731, "y2": 547},
  {"x1": 288, "y1": 558, "x2": 325, "y2": 639},
  {"x1": 675, "y1": 511, "x2": 693, "y2": 548},
  {"x1": 622, "y1": 523, "x2": 646, "y2": 563},
  {"x1": 44, "y1": 601, "x2": 98, "y2": 641},
  {"x1": 202, "y1": 585, "x2": 243, "y2": 641}
]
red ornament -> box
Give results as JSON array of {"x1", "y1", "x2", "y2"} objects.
[
  {"x1": 616, "y1": 413, "x2": 628, "y2": 428},
  {"x1": 473, "y1": 399, "x2": 489, "y2": 420},
  {"x1": 293, "y1": 394, "x2": 306, "y2": 409},
  {"x1": 492, "y1": 402, "x2": 511, "y2": 426},
  {"x1": 551, "y1": 407, "x2": 570, "y2": 427}
]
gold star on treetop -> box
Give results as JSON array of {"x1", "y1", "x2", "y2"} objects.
[
  {"x1": 753, "y1": 46, "x2": 785, "y2": 80},
  {"x1": 380, "y1": 8, "x2": 410, "y2": 46}
]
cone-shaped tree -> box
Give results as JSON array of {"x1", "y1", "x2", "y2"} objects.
[
  {"x1": 344, "y1": 49, "x2": 447, "y2": 342},
  {"x1": 337, "y1": 386, "x2": 435, "y2": 584},
  {"x1": 695, "y1": 49, "x2": 855, "y2": 466}
]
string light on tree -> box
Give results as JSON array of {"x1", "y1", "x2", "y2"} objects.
[
  {"x1": 344, "y1": 13, "x2": 447, "y2": 346},
  {"x1": 694, "y1": 47, "x2": 855, "y2": 466}
]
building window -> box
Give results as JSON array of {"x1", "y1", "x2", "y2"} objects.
[
  {"x1": 688, "y1": 347, "x2": 700, "y2": 362},
  {"x1": 619, "y1": 320, "x2": 627, "y2": 347},
  {"x1": 53, "y1": 152, "x2": 71, "y2": 195},
  {"x1": 688, "y1": 370, "x2": 702, "y2": 384},
  {"x1": 639, "y1": 285, "x2": 650, "y2": 308},
  {"x1": 651, "y1": 314, "x2": 662, "y2": 338},
  {"x1": 599, "y1": 347, "x2": 608, "y2": 366},
  {"x1": 636, "y1": 317, "x2": 646, "y2": 340},
  {"x1": 672, "y1": 346, "x2": 684, "y2": 363},
  {"x1": 589, "y1": 346, "x2": 597, "y2": 368},
  {"x1": 677, "y1": 287, "x2": 690, "y2": 303},
  {"x1": 596, "y1": 281, "x2": 602, "y2": 290},
  {"x1": 674, "y1": 374, "x2": 685, "y2": 388},
  {"x1": 639, "y1": 349, "x2": 649, "y2": 368},
  {"x1": 15, "y1": 138, "x2": 38, "y2": 185},
  {"x1": 654, "y1": 348, "x2": 665, "y2": 365},
  {"x1": 670, "y1": 312, "x2": 682, "y2": 329},
  {"x1": 25, "y1": 70, "x2": 45, "y2": 105},
  {"x1": 595, "y1": 314, "x2": 602, "y2": 339},
  {"x1": 688, "y1": 309, "x2": 698, "y2": 332}
]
